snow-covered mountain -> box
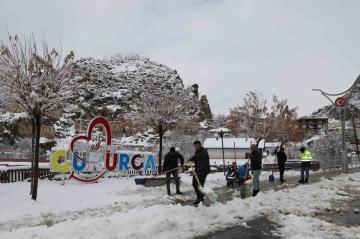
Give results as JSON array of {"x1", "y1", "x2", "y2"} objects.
[
  {"x1": 313, "y1": 76, "x2": 360, "y2": 118},
  {"x1": 68, "y1": 53, "x2": 211, "y2": 120},
  {"x1": 0, "y1": 54, "x2": 212, "y2": 149}
]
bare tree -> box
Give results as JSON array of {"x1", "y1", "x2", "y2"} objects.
[
  {"x1": 227, "y1": 91, "x2": 269, "y2": 145},
  {"x1": 134, "y1": 81, "x2": 199, "y2": 173},
  {"x1": 0, "y1": 34, "x2": 75, "y2": 200},
  {"x1": 268, "y1": 96, "x2": 303, "y2": 146},
  {"x1": 227, "y1": 91, "x2": 302, "y2": 146}
]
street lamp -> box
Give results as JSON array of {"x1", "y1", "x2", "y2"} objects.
[
  {"x1": 210, "y1": 127, "x2": 230, "y2": 175},
  {"x1": 312, "y1": 75, "x2": 360, "y2": 173}
]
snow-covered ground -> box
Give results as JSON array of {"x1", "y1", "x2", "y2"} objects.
[
  {"x1": 0, "y1": 162, "x2": 50, "y2": 171},
  {"x1": 0, "y1": 171, "x2": 359, "y2": 239}
]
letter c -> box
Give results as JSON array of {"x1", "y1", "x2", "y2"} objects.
[{"x1": 50, "y1": 150, "x2": 71, "y2": 173}]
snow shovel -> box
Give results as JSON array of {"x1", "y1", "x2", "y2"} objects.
[
  {"x1": 269, "y1": 171, "x2": 275, "y2": 182},
  {"x1": 191, "y1": 164, "x2": 217, "y2": 201},
  {"x1": 134, "y1": 167, "x2": 180, "y2": 187},
  {"x1": 269, "y1": 151, "x2": 276, "y2": 182}
]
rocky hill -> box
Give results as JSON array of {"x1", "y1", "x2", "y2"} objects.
[
  {"x1": 313, "y1": 76, "x2": 360, "y2": 119},
  {"x1": 66, "y1": 54, "x2": 211, "y2": 119},
  {"x1": 0, "y1": 54, "x2": 212, "y2": 150}
]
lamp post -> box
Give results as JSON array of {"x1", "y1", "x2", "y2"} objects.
[
  {"x1": 210, "y1": 127, "x2": 230, "y2": 175},
  {"x1": 312, "y1": 75, "x2": 359, "y2": 173}
]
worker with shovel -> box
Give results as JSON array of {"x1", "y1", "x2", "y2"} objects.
[
  {"x1": 189, "y1": 141, "x2": 210, "y2": 206},
  {"x1": 163, "y1": 147, "x2": 184, "y2": 195}
]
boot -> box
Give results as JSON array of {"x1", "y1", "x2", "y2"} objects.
[
  {"x1": 176, "y1": 191, "x2": 183, "y2": 195},
  {"x1": 252, "y1": 190, "x2": 260, "y2": 197},
  {"x1": 298, "y1": 179, "x2": 305, "y2": 184},
  {"x1": 193, "y1": 198, "x2": 201, "y2": 206}
]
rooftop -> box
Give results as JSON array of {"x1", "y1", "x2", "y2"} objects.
[{"x1": 204, "y1": 138, "x2": 265, "y2": 149}]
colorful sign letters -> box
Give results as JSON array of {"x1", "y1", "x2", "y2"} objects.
[{"x1": 50, "y1": 116, "x2": 157, "y2": 182}]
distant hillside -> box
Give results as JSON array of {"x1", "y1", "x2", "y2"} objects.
[{"x1": 313, "y1": 76, "x2": 360, "y2": 119}]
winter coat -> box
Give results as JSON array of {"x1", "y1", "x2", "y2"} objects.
[
  {"x1": 277, "y1": 151, "x2": 287, "y2": 165},
  {"x1": 238, "y1": 164, "x2": 251, "y2": 184},
  {"x1": 226, "y1": 166, "x2": 237, "y2": 179},
  {"x1": 250, "y1": 149, "x2": 262, "y2": 171},
  {"x1": 300, "y1": 149, "x2": 313, "y2": 162},
  {"x1": 190, "y1": 147, "x2": 210, "y2": 176},
  {"x1": 163, "y1": 151, "x2": 184, "y2": 171}
]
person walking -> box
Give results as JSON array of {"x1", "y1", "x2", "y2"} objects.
[
  {"x1": 163, "y1": 147, "x2": 184, "y2": 195},
  {"x1": 298, "y1": 146, "x2": 313, "y2": 184},
  {"x1": 189, "y1": 141, "x2": 210, "y2": 206},
  {"x1": 249, "y1": 144, "x2": 262, "y2": 197},
  {"x1": 276, "y1": 147, "x2": 287, "y2": 183}
]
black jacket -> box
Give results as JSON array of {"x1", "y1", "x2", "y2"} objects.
[
  {"x1": 226, "y1": 166, "x2": 238, "y2": 179},
  {"x1": 190, "y1": 147, "x2": 210, "y2": 176},
  {"x1": 250, "y1": 149, "x2": 262, "y2": 170},
  {"x1": 277, "y1": 151, "x2": 287, "y2": 165},
  {"x1": 163, "y1": 151, "x2": 184, "y2": 171}
]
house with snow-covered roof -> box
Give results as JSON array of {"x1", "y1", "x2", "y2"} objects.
[{"x1": 204, "y1": 138, "x2": 265, "y2": 160}]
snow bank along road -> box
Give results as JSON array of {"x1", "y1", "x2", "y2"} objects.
[{"x1": 0, "y1": 170, "x2": 359, "y2": 239}]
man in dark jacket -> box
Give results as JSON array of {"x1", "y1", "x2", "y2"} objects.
[
  {"x1": 189, "y1": 140, "x2": 210, "y2": 206},
  {"x1": 163, "y1": 147, "x2": 184, "y2": 195},
  {"x1": 276, "y1": 147, "x2": 287, "y2": 182},
  {"x1": 249, "y1": 144, "x2": 262, "y2": 197}
]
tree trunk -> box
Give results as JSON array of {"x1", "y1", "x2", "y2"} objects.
[
  {"x1": 158, "y1": 127, "x2": 163, "y2": 174},
  {"x1": 31, "y1": 115, "x2": 41, "y2": 201},
  {"x1": 30, "y1": 117, "x2": 35, "y2": 195}
]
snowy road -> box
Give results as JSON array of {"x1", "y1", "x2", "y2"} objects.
[{"x1": 0, "y1": 169, "x2": 359, "y2": 239}]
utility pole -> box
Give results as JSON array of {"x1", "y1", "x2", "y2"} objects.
[
  {"x1": 341, "y1": 108, "x2": 348, "y2": 173},
  {"x1": 351, "y1": 111, "x2": 359, "y2": 165},
  {"x1": 220, "y1": 130, "x2": 226, "y2": 175},
  {"x1": 234, "y1": 142, "x2": 237, "y2": 164},
  {"x1": 210, "y1": 127, "x2": 230, "y2": 175}
]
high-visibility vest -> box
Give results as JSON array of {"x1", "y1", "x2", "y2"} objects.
[{"x1": 300, "y1": 149, "x2": 313, "y2": 162}]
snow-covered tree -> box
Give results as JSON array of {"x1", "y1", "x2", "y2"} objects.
[
  {"x1": 134, "y1": 81, "x2": 199, "y2": 173},
  {"x1": 310, "y1": 131, "x2": 343, "y2": 168},
  {"x1": 227, "y1": 91, "x2": 302, "y2": 146},
  {"x1": 227, "y1": 91, "x2": 269, "y2": 145},
  {"x1": 0, "y1": 34, "x2": 76, "y2": 200},
  {"x1": 268, "y1": 96, "x2": 303, "y2": 145}
]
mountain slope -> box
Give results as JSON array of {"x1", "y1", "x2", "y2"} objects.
[{"x1": 313, "y1": 75, "x2": 360, "y2": 118}]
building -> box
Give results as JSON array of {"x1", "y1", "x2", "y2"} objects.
[
  {"x1": 264, "y1": 142, "x2": 282, "y2": 155},
  {"x1": 297, "y1": 117, "x2": 328, "y2": 138},
  {"x1": 204, "y1": 138, "x2": 265, "y2": 160}
]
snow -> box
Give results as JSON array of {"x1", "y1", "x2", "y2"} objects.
[
  {"x1": 204, "y1": 137, "x2": 265, "y2": 149},
  {"x1": 265, "y1": 142, "x2": 281, "y2": 148},
  {"x1": 209, "y1": 127, "x2": 230, "y2": 133},
  {"x1": 0, "y1": 162, "x2": 50, "y2": 171},
  {"x1": 0, "y1": 112, "x2": 29, "y2": 123},
  {"x1": 0, "y1": 171, "x2": 359, "y2": 238}
]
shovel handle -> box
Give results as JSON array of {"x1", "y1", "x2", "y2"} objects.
[
  {"x1": 148, "y1": 167, "x2": 180, "y2": 179},
  {"x1": 190, "y1": 163, "x2": 202, "y2": 186}
]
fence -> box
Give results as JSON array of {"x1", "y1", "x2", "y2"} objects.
[
  {"x1": 262, "y1": 160, "x2": 321, "y2": 172},
  {"x1": 0, "y1": 169, "x2": 158, "y2": 183},
  {"x1": 0, "y1": 168, "x2": 57, "y2": 183}
]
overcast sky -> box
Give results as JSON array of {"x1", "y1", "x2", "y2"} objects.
[{"x1": 1, "y1": 0, "x2": 359, "y2": 116}]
